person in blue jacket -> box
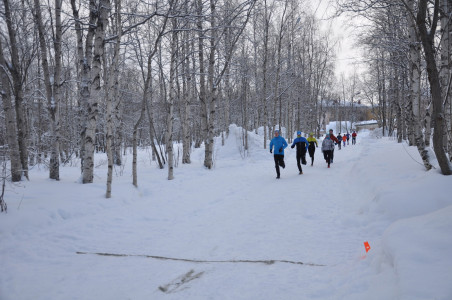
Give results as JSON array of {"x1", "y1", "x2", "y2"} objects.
[
  {"x1": 269, "y1": 129, "x2": 288, "y2": 179},
  {"x1": 291, "y1": 131, "x2": 309, "y2": 174}
]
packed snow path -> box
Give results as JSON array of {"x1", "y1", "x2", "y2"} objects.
[{"x1": 1, "y1": 128, "x2": 451, "y2": 300}]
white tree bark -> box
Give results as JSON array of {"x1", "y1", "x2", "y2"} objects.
[
  {"x1": 106, "y1": 0, "x2": 122, "y2": 198},
  {"x1": 198, "y1": 0, "x2": 254, "y2": 168},
  {"x1": 181, "y1": 25, "x2": 192, "y2": 164},
  {"x1": 407, "y1": 0, "x2": 432, "y2": 170},
  {"x1": 0, "y1": 39, "x2": 21, "y2": 182},
  {"x1": 196, "y1": 0, "x2": 209, "y2": 167},
  {"x1": 83, "y1": 0, "x2": 111, "y2": 183},
  {"x1": 71, "y1": 0, "x2": 97, "y2": 182},
  {"x1": 3, "y1": 0, "x2": 28, "y2": 180},
  {"x1": 32, "y1": 0, "x2": 62, "y2": 180},
  {"x1": 440, "y1": 0, "x2": 452, "y2": 162},
  {"x1": 417, "y1": 0, "x2": 452, "y2": 175},
  {"x1": 262, "y1": 0, "x2": 271, "y2": 148},
  {"x1": 166, "y1": 16, "x2": 178, "y2": 180},
  {"x1": 204, "y1": 0, "x2": 218, "y2": 169}
]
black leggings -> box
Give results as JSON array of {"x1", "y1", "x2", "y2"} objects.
[
  {"x1": 273, "y1": 154, "x2": 285, "y2": 175},
  {"x1": 308, "y1": 146, "x2": 316, "y2": 164},
  {"x1": 323, "y1": 150, "x2": 333, "y2": 164},
  {"x1": 308, "y1": 146, "x2": 315, "y2": 158},
  {"x1": 296, "y1": 152, "x2": 307, "y2": 172}
]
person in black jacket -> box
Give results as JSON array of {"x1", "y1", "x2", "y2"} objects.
[
  {"x1": 290, "y1": 131, "x2": 309, "y2": 174},
  {"x1": 307, "y1": 132, "x2": 318, "y2": 166},
  {"x1": 336, "y1": 133, "x2": 342, "y2": 150}
]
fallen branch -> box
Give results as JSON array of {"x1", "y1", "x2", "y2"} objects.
[
  {"x1": 159, "y1": 269, "x2": 204, "y2": 293},
  {"x1": 76, "y1": 251, "x2": 326, "y2": 266}
]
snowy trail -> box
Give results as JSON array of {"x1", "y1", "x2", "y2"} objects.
[
  {"x1": 1, "y1": 136, "x2": 375, "y2": 300},
  {"x1": 1, "y1": 129, "x2": 451, "y2": 300}
]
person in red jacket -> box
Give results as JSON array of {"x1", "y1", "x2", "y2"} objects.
[
  {"x1": 352, "y1": 131, "x2": 357, "y2": 145},
  {"x1": 328, "y1": 129, "x2": 339, "y2": 143},
  {"x1": 327, "y1": 129, "x2": 339, "y2": 163}
]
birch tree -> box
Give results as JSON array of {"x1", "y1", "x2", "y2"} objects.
[
  {"x1": 273, "y1": 0, "x2": 289, "y2": 132},
  {"x1": 105, "y1": 0, "x2": 122, "y2": 198},
  {"x1": 262, "y1": 0, "x2": 273, "y2": 148},
  {"x1": 416, "y1": 0, "x2": 452, "y2": 174},
  {"x1": 180, "y1": 15, "x2": 192, "y2": 164},
  {"x1": 82, "y1": 0, "x2": 111, "y2": 183},
  {"x1": 2, "y1": 0, "x2": 30, "y2": 180},
  {"x1": 32, "y1": 0, "x2": 63, "y2": 180},
  {"x1": 440, "y1": 0, "x2": 452, "y2": 162},
  {"x1": 71, "y1": 0, "x2": 98, "y2": 182},
  {"x1": 166, "y1": 12, "x2": 179, "y2": 180},
  {"x1": 407, "y1": 0, "x2": 433, "y2": 170},
  {"x1": 0, "y1": 38, "x2": 21, "y2": 182},
  {"x1": 199, "y1": 0, "x2": 255, "y2": 169},
  {"x1": 338, "y1": 0, "x2": 450, "y2": 174}
]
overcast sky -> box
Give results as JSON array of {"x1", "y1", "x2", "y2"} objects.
[{"x1": 313, "y1": 0, "x2": 365, "y2": 78}]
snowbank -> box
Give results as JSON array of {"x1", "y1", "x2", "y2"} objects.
[{"x1": 0, "y1": 125, "x2": 451, "y2": 300}]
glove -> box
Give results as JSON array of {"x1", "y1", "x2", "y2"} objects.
[
  {"x1": 270, "y1": 149, "x2": 272, "y2": 153},
  {"x1": 279, "y1": 147, "x2": 283, "y2": 152},
  {"x1": 291, "y1": 145, "x2": 295, "y2": 149}
]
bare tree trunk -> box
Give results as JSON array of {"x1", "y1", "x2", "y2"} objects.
[
  {"x1": 407, "y1": 0, "x2": 433, "y2": 170},
  {"x1": 196, "y1": 0, "x2": 208, "y2": 164},
  {"x1": 113, "y1": 107, "x2": 123, "y2": 166},
  {"x1": 52, "y1": 0, "x2": 63, "y2": 178},
  {"x1": 145, "y1": 92, "x2": 165, "y2": 169},
  {"x1": 199, "y1": 0, "x2": 253, "y2": 168},
  {"x1": 221, "y1": 1, "x2": 233, "y2": 145},
  {"x1": 106, "y1": 0, "x2": 122, "y2": 198},
  {"x1": 132, "y1": 5, "x2": 171, "y2": 186},
  {"x1": 393, "y1": 67, "x2": 403, "y2": 143},
  {"x1": 424, "y1": 101, "x2": 433, "y2": 146},
  {"x1": 274, "y1": 0, "x2": 288, "y2": 132},
  {"x1": 223, "y1": 58, "x2": 231, "y2": 143},
  {"x1": 82, "y1": 0, "x2": 110, "y2": 183},
  {"x1": 262, "y1": 0, "x2": 271, "y2": 148},
  {"x1": 441, "y1": 0, "x2": 452, "y2": 162},
  {"x1": 241, "y1": 45, "x2": 249, "y2": 151},
  {"x1": 0, "y1": 39, "x2": 21, "y2": 182},
  {"x1": 71, "y1": 0, "x2": 97, "y2": 180},
  {"x1": 417, "y1": 0, "x2": 452, "y2": 175},
  {"x1": 132, "y1": 99, "x2": 146, "y2": 187},
  {"x1": 3, "y1": 0, "x2": 28, "y2": 180},
  {"x1": 33, "y1": 0, "x2": 62, "y2": 180},
  {"x1": 181, "y1": 21, "x2": 191, "y2": 164},
  {"x1": 166, "y1": 16, "x2": 178, "y2": 180},
  {"x1": 381, "y1": 52, "x2": 387, "y2": 136},
  {"x1": 204, "y1": 0, "x2": 217, "y2": 169}
]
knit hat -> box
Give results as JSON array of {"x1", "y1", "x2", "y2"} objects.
[
  {"x1": 297, "y1": 131, "x2": 301, "y2": 136},
  {"x1": 309, "y1": 132, "x2": 314, "y2": 136}
]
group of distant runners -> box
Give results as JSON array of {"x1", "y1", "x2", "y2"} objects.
[{"x1": 269, "y1": 129, "x2": 357, "y2": 179}]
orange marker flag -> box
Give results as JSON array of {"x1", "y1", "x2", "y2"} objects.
[{"x1": 364, "y1": 241, "x2": 371, "y2": 253}]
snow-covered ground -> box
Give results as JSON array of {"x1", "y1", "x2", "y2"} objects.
[{"x1": 1, "y1": 125, "x2": 451, "y2": 300}]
